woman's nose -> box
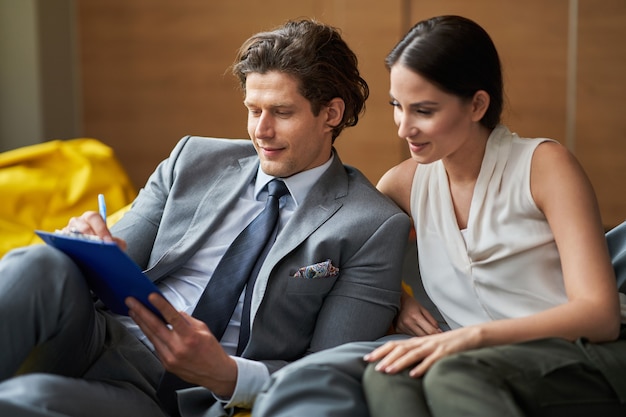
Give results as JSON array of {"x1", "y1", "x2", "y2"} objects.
[{"x1": 397, "y1": 116, "x2": 416, "y2": 139}]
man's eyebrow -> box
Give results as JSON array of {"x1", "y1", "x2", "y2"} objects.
[{"x1": 243, "y1": 101, "x2": 295, "y2": 109}]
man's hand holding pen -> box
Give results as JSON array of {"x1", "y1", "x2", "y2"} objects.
[{"x1": 63, "y1": 194, "x2": 128, "y2": 250}]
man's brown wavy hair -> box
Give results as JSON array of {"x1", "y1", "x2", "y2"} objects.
[{"x1": 232, "y1": 19, "x2": 369, "y2": 142}]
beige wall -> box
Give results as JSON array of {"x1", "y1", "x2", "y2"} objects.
[
  {"x1": 0, "y1": 0, "x2": 80, "y2": 151},
  {"x1": 0, "y1": 0, "x2": 42, "y2": 151},
  {"x1": 7, "y1": 0, "x2": 622, "y2": 227}
]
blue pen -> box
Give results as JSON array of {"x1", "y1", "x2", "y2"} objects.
[{"x1": 98, "y1": 194, "x2": 107, "y2": 222}]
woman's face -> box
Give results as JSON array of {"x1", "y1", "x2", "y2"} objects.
[{"x1": 389, "y1": 64, "x2": 480, "y2": 165}]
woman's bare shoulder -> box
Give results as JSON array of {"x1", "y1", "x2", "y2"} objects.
[{"x1": 376, "y1": 158, "x2": 418, "y2": 214}]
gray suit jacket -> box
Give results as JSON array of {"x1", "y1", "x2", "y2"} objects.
[{"x1": 107, "y1": 136, "x2": 411, "y2": 414}]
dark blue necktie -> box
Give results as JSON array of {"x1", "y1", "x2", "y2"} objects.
[
  {"x1": 156, "y1": 179, "x2": 289, "y2": 416},
  {"x1": 192, "y1": 178, "x2": 289, "y2": 336}
]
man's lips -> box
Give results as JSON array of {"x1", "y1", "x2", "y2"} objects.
[{"x1": 260, "y1": 146, "x2": 285, "y2": 157}]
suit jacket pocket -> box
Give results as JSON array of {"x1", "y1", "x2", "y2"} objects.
[{"x1": 286, "y1": 275, "x2": 337, "y2": 294}]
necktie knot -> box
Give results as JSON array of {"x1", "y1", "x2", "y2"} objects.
[{"x1": 267, "y1": 179, "x2": 288, "y2": 200}]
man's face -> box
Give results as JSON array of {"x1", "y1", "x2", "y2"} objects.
[{"x1": 244, "y1": 71, "x2": 334, "y2": 178}]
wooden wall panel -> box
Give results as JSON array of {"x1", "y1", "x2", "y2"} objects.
[
  {"x1": 77, "y1": 1, "x2": 626, "y2": 226},
  {"x1": 77, "y1": 0, "x2": 404, "y2": 188},
  {"x1": 407, "y1": 1, "x2": 626, "y2": 227},
  {"x1": 576, "y1": 0, "x2": 626, "y2": 228},
  {"x1": 78, "y1": 1, "x2": 313, "y2": 188},
  {"x1": 320, "y1": 0, "x2": 407, "y2": 183}
]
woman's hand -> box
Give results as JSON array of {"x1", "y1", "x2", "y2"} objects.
[
  {"x1": 364, "y1": 326, "x2": 481, "y2": 378},
  {"x1": 395, "y1": 290, "x2": 442, "y2": 336}
]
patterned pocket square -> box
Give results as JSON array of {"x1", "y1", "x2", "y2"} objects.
[{"x1": 293, "y1": 259, "x2": 339, "y2": 279}]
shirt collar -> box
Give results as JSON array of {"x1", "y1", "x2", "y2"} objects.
[{"x1": 254, "y1": 153, "x2": 335, "y2": 207}]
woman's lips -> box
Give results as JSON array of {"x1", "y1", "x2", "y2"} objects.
[{"x1": 408, "y1": 141, "x2": 429, "y2": 153}]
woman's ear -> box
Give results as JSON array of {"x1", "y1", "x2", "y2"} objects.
[
  {"x1": 325, "y1": 97, "x2": 345, "y2": 128},
  {"x1": 471, "y1": 90, "x2": 490, "y2": 122}
]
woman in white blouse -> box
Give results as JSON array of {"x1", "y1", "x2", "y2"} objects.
[{"x1": 251, "y1": 15, "x2": 626, "y2": 417}]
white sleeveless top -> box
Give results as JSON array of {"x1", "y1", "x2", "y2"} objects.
[{"x1": 411, "y1": 125, "x2": 568, "y2": 329}]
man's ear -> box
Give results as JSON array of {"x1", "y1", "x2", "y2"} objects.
[
  {"x1": 325, "y1": 97, "x2": 345, "y2": 128},
  {"x1": 471, "y1": 90, "x2": 490, "y2": 122}
]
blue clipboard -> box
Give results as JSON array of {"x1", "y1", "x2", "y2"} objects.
[{"x1": 35, "y1": 230, "x2": 165, "y2": 321}]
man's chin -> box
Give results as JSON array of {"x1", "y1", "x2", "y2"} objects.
[{"x1": 259, "y1": 161, "x2": 294, "y2": 178}]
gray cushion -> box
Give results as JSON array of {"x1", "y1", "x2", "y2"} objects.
[{"x1": 607, "y1": 220, "x2": 626, "y2": 292}]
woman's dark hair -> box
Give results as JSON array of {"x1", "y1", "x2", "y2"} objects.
[
  {"x1": 386, "y1": 15, "x2": 503, "y2": 129},
  {"x1": 232, "y1": 19, "x2": 369, "y2": 141}
]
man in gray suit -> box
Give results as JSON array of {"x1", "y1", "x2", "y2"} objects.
[{"x1": 0, "y1": 19, "x2": 410, "y2": 417}]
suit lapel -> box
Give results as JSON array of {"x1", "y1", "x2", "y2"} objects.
[
  {"x1": 146, "y1": 155, "x2": 259, "y2": 279},
  {"x1": 186, "y1": 156, "x2": 257, "y2": 243}
]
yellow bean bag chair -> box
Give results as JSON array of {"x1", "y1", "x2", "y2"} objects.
[{"x1": 0, "y1": 138, "x2": 136, "y2": 258}]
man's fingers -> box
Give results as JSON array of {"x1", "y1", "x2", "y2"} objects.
[
  {"x1": 146, "y1": 293, "x2": 188, "y2": 327},
  {"x1": 64, "y1": 211, "x2": 114, "y2": 241}
]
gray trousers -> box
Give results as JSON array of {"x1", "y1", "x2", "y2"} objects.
[
  {"x1": 0, "y1": 245, "x2": 165, "y2": 417},
  {"x1": 252, "y1": 335, "x2": 626, "y2": 417},
  {"x1": 252, "y1": 338, "x2": 382, "y2": 417}
]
